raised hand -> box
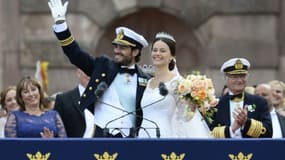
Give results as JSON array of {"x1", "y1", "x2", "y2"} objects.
[
  {"x1": 231, "y1": 107, "x2": 248, "y2": 133},
  {"x1": 235, "y1": 107, "x2": 248, "y2": 126},
  {"x1": 48, "y1": 0, "x2": 69, "y2": 24}
]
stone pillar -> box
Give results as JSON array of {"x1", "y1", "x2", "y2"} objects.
[
  {"x1": 2, "y1": 0, "x2": 21, "y2": 88},
  {"x1": 0, "y1": 0, "x2": 4, "y2": 90},
  {"x1": 279, "y1": 0, "x2": 285, "y2": 82}
]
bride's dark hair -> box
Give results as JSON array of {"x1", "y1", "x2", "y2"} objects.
[{"x1": 152, "y1": 32, "x2": 176, "y2": 71}]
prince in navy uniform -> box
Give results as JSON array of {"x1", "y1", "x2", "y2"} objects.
[
  {"x1": 210, "y1": 58, "x2": 272, "y2": 138},
  {"x1": 48, "y1": 0, "x2": 150, "y2": 137}
]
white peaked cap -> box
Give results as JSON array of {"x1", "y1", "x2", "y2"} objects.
[
  {"x1": 220, "y1": 58, "x2": 251, "y2": 74},
  {"x1": 112, "y1": 26, "x2": 148, "y2": 49}
]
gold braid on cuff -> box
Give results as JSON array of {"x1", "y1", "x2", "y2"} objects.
[
  {"x1": 211, "y1": 126, "x2": 226, "y2": 138},
  {"x1": 60, "y1": 35, "x2": 75, "y2": 46},
  {"x1": 246, "y1": 119, "x2": 266, "y2": 138}
]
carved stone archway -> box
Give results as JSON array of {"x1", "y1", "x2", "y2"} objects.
[{"x1": 94, "y1": 8, "x2": 203, "y2": 75}]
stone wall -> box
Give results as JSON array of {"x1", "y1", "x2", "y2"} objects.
[
  {"x1": 0, "y1": 0, "x2": 284, "y2": 96},
  {"x1": 1, "y1": 0, "x2": 21, "y2": 90},
  {"x1": 0, "y1": 0, "x2": 4, "y2": 90}
]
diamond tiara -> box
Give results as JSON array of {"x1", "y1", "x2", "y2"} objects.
[{"x1": 155, "y1": 32, "x2": 176, "y2": 42}]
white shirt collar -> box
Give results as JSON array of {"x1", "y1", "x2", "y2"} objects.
[
  {"x1": 270, "y1": 108, "x2": 277, "y2": 115},
  {"x1": 78, "y1": 84, "x2": 86, "y2": 96},
  {"x1": 121, "y1": 64, "x2": 135, "y2": 69}
]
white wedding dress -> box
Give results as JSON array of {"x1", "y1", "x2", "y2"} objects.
[{"x1": 138, "y1": 74, "x2": 212, "y2": 138}]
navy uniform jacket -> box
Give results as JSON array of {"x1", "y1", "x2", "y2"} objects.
[
  {"x1": 54, "y1": 87, "x2": 85, "y2": 137},
  {"x1": 55, "y1": 29, "x2": 150, "y2": 132},
  {"x1": 210, "y1": 92, "x2": 273, "y2": 138}
]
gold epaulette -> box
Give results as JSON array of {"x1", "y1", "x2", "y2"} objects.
[
  {"x1": 211, "y1": 126, "x2": 226, "y2": 138},
  {"x1": 60, "y1": 35, "x2": 75, "y2": 46},
  {"x1": 246, "y1": 119, "x2": 266, "y2": 137}
]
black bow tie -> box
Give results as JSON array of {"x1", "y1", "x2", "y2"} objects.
[
  {"x1": 118, "y1": 68, "x2": 136, "y2": 75},
  {"x1": 229, "y1": 93, "x2": 243, "y2": 101}
]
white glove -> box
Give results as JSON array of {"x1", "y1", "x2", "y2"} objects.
[{"x1": 48, "y1": 0, "x2": 69, "y2": 24}]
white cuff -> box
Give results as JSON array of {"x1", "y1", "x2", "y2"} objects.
[
  {"x1": 53, "y1": 22, "x2": 68, "y2": 33},
  {"x1": 229, "y1": 126, "x2": 242, "y2": 138}
]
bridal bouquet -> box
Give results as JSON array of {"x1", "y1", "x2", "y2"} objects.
[{"x1": 176, "y1": 71, "x2": 218, "y2": 123}]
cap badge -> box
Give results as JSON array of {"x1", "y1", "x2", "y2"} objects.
[
  {"x1": 116, "y1": 30, "x2": 124, "y2": 40},
  {"x1": 234, "y1": 59, "x2": 243, "y2": 69}
]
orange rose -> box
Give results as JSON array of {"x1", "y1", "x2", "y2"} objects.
[
  {"x1": 197, "y1": 90, "x2": 207, "y2": 101},
  {"x1": 191, "y1": 79, "x2": 207, "y2": 92}
]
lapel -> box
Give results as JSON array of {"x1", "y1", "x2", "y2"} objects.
[
  {"x1": 108, "y1": 63, "x2": 149, "y2": 109},
  {"x1": 72, "y1": 87, "x2": 85, "y2": 118},
  {"x1": 105, "y1": 62, "x2": 120, "y2": 86},
  {"x1": 214, "y1": 94, "x2": 231, "y2": 126},
  {"x1": 79, "y1": 60, "x2": 119, "y2": 112},
  {"x1": 243, "y1": 93, "x2": 256, "y2": 117},
  {"x1": 243, "y1": 92, "x2": 251, "y2": 106},
  {"x1": 221, "y1": 94, "x2": 231, "y2": 125},
  {"x1": 135, "y1": 65, "x2": 149, "y2": 109},
  {"x1": 277, "y1": 113, "x2": 285, "y2": 137},
  {"x1": 82, "y1": 61, "x2": 149, "y2": 114},
  {"x1": 72, "y1": 87, "x2": 81, "y2": 108}
]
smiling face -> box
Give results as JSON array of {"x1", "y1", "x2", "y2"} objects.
[
  {"x1": 4, "y1": 89, "x2": 19, "y2": 113},
  {"x1": 151, "y1": 40, "x2": 173, "y2": 70},
  {"x1": 20, "y1": 83, "x2": 41, "y2": 108},
  {"x1": 16, "y1": 77, "x2": 46, "y2": 111},
  {"x1": 113, "y1": 44, "x2": 138, "y2": 67},
  {"x1": 269, "y1": 83, "x2": 284, "y2": 107},
  {"x1": 1, "y1": 86, "x2": 19, "y2": 113},
  {"x1": 225, "y1": 73, "x2": 248, "y2": 95}
]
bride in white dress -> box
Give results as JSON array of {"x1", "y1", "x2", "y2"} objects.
[{"x1": 138, "y1": 32, "x2": 212, "y2": 138}]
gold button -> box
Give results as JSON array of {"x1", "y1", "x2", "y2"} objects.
[
  {"x1": 89, "y1": 86, "x2": 93, "y2": 90},
  {"x1": 95, "y1": 79, "x2": 99, "y2": 83},
  {"x1": 83, "y1": 94, "x2": 86, "y2": 98},
  {"x1": 101, "y1": 73, "x2": 106, "y2": 77}
]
